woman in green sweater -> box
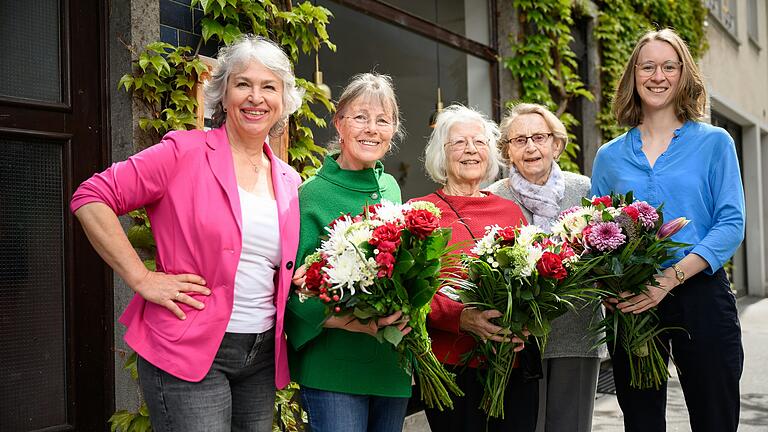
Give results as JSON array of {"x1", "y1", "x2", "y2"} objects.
[{"x1": 285, "y1": 73, "x2": 411, "y2": 432}]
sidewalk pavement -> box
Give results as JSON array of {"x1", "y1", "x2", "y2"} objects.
[{"x1": 405, "y1": 295, "x2": 768, "y2": 431}]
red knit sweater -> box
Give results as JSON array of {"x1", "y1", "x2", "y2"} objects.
[{"x1": 409, "y1": 190, "x2": 527, "y2": 367}]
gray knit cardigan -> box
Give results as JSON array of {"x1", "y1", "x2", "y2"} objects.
[{"x1": 487, "y1": 171, "x2": 606, "y2": 359}]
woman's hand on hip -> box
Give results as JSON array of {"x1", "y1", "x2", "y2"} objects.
[{"x1": 134, "y1": 271, "x2": 210, "y2": 320}]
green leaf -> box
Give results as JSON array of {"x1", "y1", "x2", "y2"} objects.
[
  {"x1": 379, "y1": 325, "x2": 404, "y2": 347},
  {"x1": 394, "y1": 248, "x2": 415, "y2": 275},
  {"x1": 408, "y1": 278, "x2": 435, "y2": 310}
]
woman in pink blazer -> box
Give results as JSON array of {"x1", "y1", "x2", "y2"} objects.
[{"x1": 71, "y1": 35, "x2": 302, "y2": 431}]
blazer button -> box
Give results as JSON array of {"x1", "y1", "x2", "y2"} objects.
[
  {"x1": 371, "y1": 192, "x2": 379, "y2": 199},
  {"x1": 286, "y1": 261, "x2": 294, "y2": 270}
]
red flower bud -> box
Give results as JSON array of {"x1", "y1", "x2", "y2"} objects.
[
  {"x1": 592, "y1": 195, "x2": 612, "y2": 208},
  {"x1": 656, "y1": 217, "x2": 690, "y2": 240},
  {"x1": 334, "y1": 306, "x2": 341, "y2": 313},
  {"x1": 332, "y1": 294, "x2": 340, "y2": 301}
]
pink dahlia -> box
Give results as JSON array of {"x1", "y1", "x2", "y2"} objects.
[
  {"x1": 587, "y1": 222, "x2": 626, "y2": 252},
  {"x1": 629, "y1": 201, "x2": 659, "y2": 229}
]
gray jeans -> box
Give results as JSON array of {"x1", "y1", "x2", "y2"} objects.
[{"x1": 138, "y1": 329, "x2": 276, "y2": 432}]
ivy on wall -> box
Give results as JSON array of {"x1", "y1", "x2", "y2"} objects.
[{"x1": 503, "y1": 0, "x2": 707, "y2": 172}]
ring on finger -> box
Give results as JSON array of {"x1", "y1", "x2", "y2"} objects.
[{"x1": 174, "y1": 291, "x2": 181, "y2": 301}]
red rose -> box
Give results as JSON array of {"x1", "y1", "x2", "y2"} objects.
[
  {"x1": 404, "y1": 209, "x2": 439, "y2": 239},
  {"x1": 304, "y1": 259, "x2": 327, "y2": 291},
  {"x1": 592, "y1": 196, "x2": 612, "y2": 208},
  {"x1": 496, "y1": 226, "x2": 517, "y2": 242},
  {"x1": 376, "y1": 240, "x2": 399, "y2": 254},
  {"x1": 622, "y1": 205, "x2": 640, "y2": 221},
  {"x1": 370, "y1": 223, "x2": 402, "y2": 245},
  {"x1": 536, "y1": 251, "x2": 568, "y2": 280},
  {"x1": 375, "y1": 252, "x2": 397, "y2": 278}
]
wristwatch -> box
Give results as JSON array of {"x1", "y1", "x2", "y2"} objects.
[{"x1": 672, "y1": 264, "x2": 685, "y2": 285}]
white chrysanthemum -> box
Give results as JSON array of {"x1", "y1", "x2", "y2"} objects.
[
  {"x1": 471, "y1": 225, "x2": 501, "y2": 256},
  {"x1": 516, "y1": 224, "x2": 544, "y2": 247},
  {"x1": 345, "y1": 222, "x2": 374, "y2": 249},
  {"x1": 553, "y1": 211, "x2": 590, "y2": 242},
  {"x1": 607, "y1": 207, "x2": 622, "y2": 218},
  {"x1": 325, "y1": 248, "x2": 375, "y2": 298},
  {"x1": 410, "y1": 200, "x2": 442, "y2": 218},
  {"x1": 321, "y1": 215, "x2": 355, "y2": 256},
  {"x1": 524, "y1": 243, "x2": 544, "y2": 276},
  {"x1": 375, "y1": 200, "x2": 411, "y2": 223}
]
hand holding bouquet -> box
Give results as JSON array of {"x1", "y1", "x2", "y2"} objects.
[
  {"x1": 551, "y1": 192, "x2": 690, "y2": 389},
  {"x1": 456, "y1": 224, "x2": 600, "y2": 418},
  {"x1": 299, "y1": 200, "x2": 463, "y2": 410}
]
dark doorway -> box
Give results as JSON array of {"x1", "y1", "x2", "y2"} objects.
[{"x1": 0, "y1": 0, "x2": 112, "y2": 430}]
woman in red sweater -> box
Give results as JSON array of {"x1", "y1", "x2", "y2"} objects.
[{"x1": 410, "y1": 104, "x2": 538, "y2": 431}]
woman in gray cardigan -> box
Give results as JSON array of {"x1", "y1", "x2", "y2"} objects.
[{"x1": 487, "y1": 103, "x2": 605, "y2": 432}]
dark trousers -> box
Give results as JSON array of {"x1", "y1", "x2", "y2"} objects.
[
  {"x1": 609, "y1": 269, "x2": 743, "y2": 432},
  {"x1": 424, "y1": 364, "x2": 539, "y2": 432}
]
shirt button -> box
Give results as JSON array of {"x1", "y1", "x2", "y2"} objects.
[
  {"x1": 371, "y1": 192, "x2": 379, "y2": 199},
  {"x1": 286, "y1": 261, "x2": 294, "y2": 270}
]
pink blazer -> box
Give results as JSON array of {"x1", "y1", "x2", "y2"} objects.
[{"x1": 71, "y1": 125, "x2": 301, "y2": 386}]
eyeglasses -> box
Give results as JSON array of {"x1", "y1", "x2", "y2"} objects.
[
  {"x1": 343, "y1": 114, "x2": 394, "y2": 130},
  {"x1": 445, "y1": 136, "x2": 490, "y2": 151},
  {"x1": 505, "y1": 133, "x2": 553, "y2": 148},
  {"x1": 635, "y1": 61, "x2": 682, "y2": 77}
]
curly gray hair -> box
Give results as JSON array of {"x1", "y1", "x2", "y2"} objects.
[
  {"x1": 423, "y1": 104, "x2": 502, "y2": 185},
  {"x1": 204, "y1": 35, "x2": 304, "y2": 137}
]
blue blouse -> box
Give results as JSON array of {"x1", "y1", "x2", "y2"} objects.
[{"x1": 590, "y1": 120, "x2": 745, "y2": 273}]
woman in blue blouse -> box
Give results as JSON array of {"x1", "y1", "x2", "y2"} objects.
[{"x1": 591, "y1": 29, "x2": 745, "y2": 432}]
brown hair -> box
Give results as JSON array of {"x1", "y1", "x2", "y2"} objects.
[{"x1": 612, "y1": 28, "x2": 706, "y2": 127}]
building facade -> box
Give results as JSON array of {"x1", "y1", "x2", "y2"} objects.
[{"x1": 1, "y1": 0, "x2": 766, "y2": 429}]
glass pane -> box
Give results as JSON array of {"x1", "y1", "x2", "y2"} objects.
[
  {"x1": 0, "y1": 137, "x2": 66, "y2": 430},
  {"x1": 296, "y1": 0, "x2": 494, "y2": 199},
  {"x1": 0, "y1": 0, "x2": 62, "y2": 102},
  {"x1": 381, "y1": 0, "x2": 490, "y2": 44}
]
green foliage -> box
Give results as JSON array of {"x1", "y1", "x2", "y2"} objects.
[
  {"x1": 273, "y1": 382, "x2": 307, "y2": 432},
  {"x1": 594, "y1": 0, "x2": 707, "y2": 141},
  {"x1": 119, "y1": 42, "x2": 208, "y2": 141},
  {"x1": 503, "y1": 0, "x2": 594, "y2": 173},
  {"x1": 109, "y1": 353, "x2": 152, "y2": 432}
]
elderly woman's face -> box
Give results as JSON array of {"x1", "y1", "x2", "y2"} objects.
[
  {"x1": 223, "y1": 61, "x2": 284, "y2": 141},
  {"x1": 335, "y1": 98, "x2": 395, "y2": 170},
  {"x1": 445, "y1": 121, "x2": 489, "y2": 187},
  {"x1": 505, "y1": 113, "x2": 560, "y2": 186}
]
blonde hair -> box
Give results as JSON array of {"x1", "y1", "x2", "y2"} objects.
[
  {"x1": 423, "y1": 104, "x2": 502, "y2": 185},
  {"x1": 612, "y1": 28, "x2": 706, "y2": 127},
  {"x1": 498, "y1": 102, "x2": 567, "y2": 162}
]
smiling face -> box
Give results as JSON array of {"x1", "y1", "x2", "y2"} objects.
[
  {"x1": 506, "y1": 113, "x2": 561, "y2": 185},
  {"x1": 634, "y1": 40, "x2": 681, "y2": 116},
  {"x1": 223, "y1": 60, "x2": 284, "y2": 143},
  {"x1": 334, "y1": 98, "x2": 395, "y2": 170},
  {"x1": 444, "y1": 121, "x2": 489, "y2": 189}
]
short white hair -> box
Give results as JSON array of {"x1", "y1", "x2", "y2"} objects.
[
  {"x1": 204, "y1": 35, "x2": 305, "y2": 136},
  {"x1": 423, "y1": 104, "x2": 502, "y2": 185}
]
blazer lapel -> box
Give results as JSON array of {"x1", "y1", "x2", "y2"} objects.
[
  {"x1": 264, "y1": 142, "x2": 291, "y2": 239},
  {"x1": 205, "y1": 126, "x2": 242, "y2": 234}
]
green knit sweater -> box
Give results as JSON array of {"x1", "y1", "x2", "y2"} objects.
[{"x1": 284, "y1": 155, "x2": 411, "y2": 397}]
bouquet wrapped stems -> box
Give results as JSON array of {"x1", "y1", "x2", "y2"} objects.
[{"x1": 405, "y1": 335, "x2": 464, "y2": 410}]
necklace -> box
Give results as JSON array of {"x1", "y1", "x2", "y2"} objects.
[
  {"x1": 230, "y1": 144, "x2": 263, "y2": 173},
  {"x1": 433, "y1": 190, "x2": 479, "y2": 240}
]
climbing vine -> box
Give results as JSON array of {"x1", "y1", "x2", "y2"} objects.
[
  {"x1": 503, "y1": 0, "x2": 593, "y2": 173},
  {"x1": 503, "y1": 0, "x2": 707, "y2": 171}
]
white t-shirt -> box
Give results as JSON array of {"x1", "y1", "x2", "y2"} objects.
[{"x1": 226, "y1": 187, "x2": 281, "y2": 333}]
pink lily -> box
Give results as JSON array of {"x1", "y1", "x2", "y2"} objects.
[{"x1": 656, "y1": 217, "x2": 690, "y2": 240}]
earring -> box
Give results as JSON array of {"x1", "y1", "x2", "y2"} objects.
[
  {"x1": 223, "y1": 107, "x2": 227, "y2": 112},
  {"x1": 339, "y1": 137, "x2": 344, "y2": 144}
]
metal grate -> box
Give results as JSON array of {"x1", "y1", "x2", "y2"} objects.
[
  {"x1": 596, "y1": 363, "x2": 617, "y2": 395},
  {"x1": 0, "y1": 137, "x2": 67, "y2": 430}
]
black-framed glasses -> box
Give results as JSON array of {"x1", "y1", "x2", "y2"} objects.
[
  {"x1": 635, "y1": 61, "x2": 682, "y2": 77},
  {"x1": 505, "y1": 133, "x2": 553, "y2": 148}
]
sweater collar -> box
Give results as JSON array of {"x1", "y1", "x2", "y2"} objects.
[{"x1": 317, "y1": 154, "x2": 388, "y2": 192}]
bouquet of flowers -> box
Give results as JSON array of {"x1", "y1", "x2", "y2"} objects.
[
  {"x1": 551, "y1": 192, "x2": 690, "y2": 389},
  {"x1": 299, "y1": 200, "x2": 463, "y2": 410},
  {"x1": 456, "y1": 224, "x2": 601, "y2": 418}
]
